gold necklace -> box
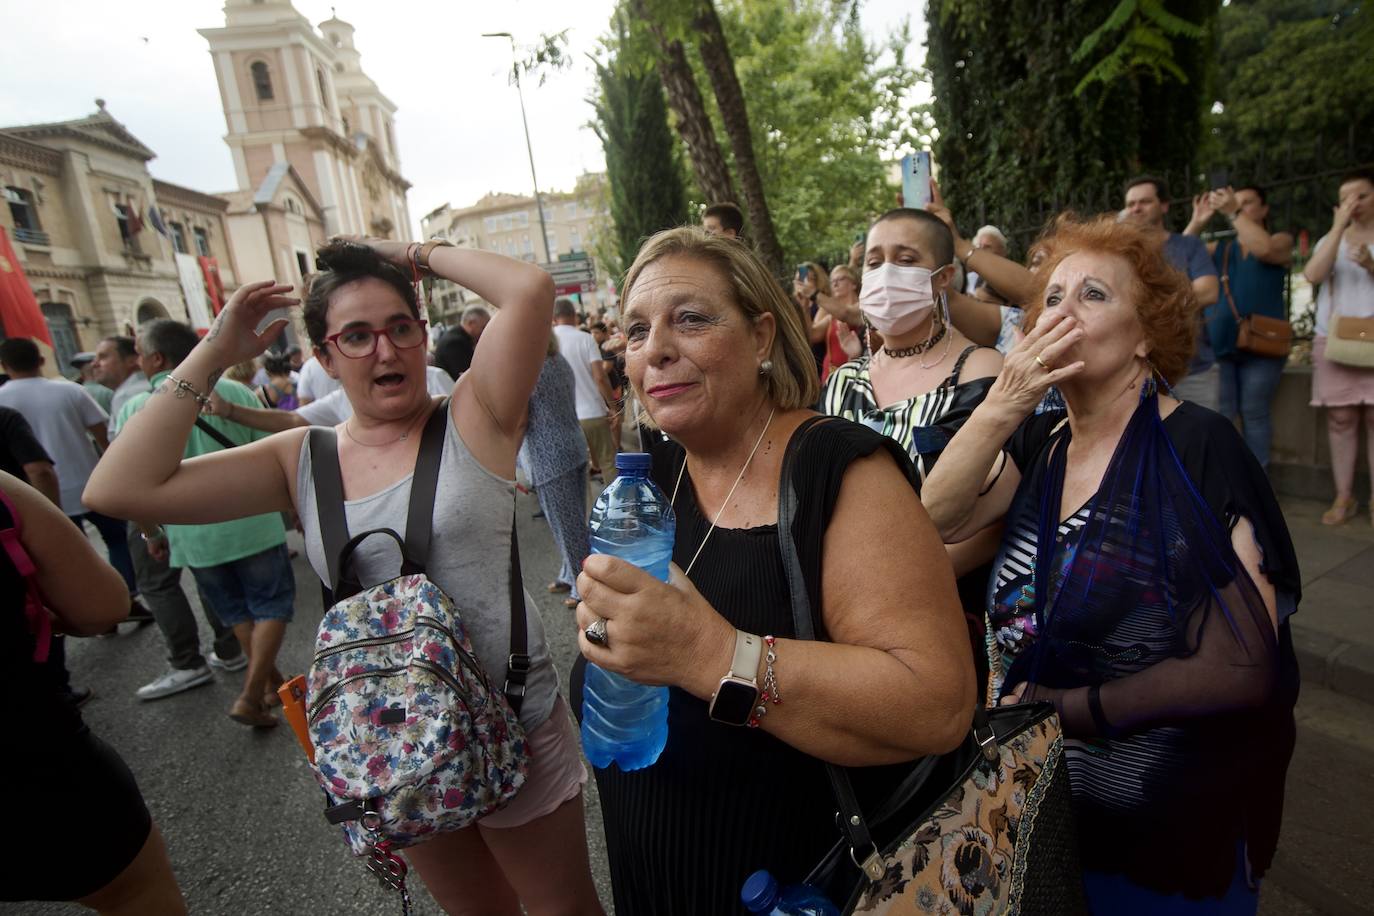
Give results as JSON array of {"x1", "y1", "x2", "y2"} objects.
[
  {"x1": 343, "y1": 403, "x2": 431, "y2": 448},
  {"x1": 670, "y1": 406, "x2": 777, "y2": 577}
]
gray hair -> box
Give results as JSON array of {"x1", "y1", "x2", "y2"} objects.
[
  {"x1": 974, "y1": 225, "x2": 1008, "y2": 248},
  {"x1": 137, "y1": 319, "x2": 200, "y2": 367},
  {"x1": 460, "y1": 305, "x2": 490, "y2": 325}
]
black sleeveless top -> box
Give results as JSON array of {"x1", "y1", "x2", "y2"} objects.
[{"x1": 570, "y1": 419, "x2": 918, "y2": 915}]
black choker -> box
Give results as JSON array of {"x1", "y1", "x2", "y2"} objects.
[{"x1": 882, "y1": 321, "x2": 947, "y2": 358}]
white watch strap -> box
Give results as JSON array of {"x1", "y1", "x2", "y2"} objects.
[{"x1": 728, "y1": 630, "x2": 763, "y2": 685}]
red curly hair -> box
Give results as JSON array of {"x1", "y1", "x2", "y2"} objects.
[{"x1": 1022, "y1": 215, "x2": 1198, "y2": 386}]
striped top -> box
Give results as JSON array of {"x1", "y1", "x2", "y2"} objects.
[
  {"x1": 822, "y1": 345, "x2": 994, "y2": 483},
  {"x1": 985, "y1": 402, "x2": 1302, "y2": 893}
]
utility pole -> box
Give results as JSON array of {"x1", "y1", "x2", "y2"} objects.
[{"x1": 483, "y1": 32, "x2": 551, "y2": 263}]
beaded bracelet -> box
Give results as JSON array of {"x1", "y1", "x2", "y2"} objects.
[
  {"x1": 165, "y1": 375, "x2": 211, "y2": 409},
  {"x1": 747, "y1": 635, "x2": 782, "y2": 729}
]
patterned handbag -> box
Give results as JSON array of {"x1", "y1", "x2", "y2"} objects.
[
  {"x1": 778, "y1": 417, "x2": 1086, "y2": 915},
  {"x1": 305, "y1": 403, "x2": 531, "y2": 863}
]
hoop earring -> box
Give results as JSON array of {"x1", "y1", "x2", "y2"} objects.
[{"x1": 759, "y1": 359, "x2": 774, "y2": 376}]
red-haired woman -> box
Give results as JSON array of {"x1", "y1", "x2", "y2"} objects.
[{"x1": 922, "y1": 216, "x2": 1300, "y2": 913}]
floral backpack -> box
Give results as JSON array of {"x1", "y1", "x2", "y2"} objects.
[{"x1": 305, "y1": 402, "x2": 530, "y2": 904}]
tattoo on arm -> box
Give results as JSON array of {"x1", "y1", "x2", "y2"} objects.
[{"x1": 206, "y1": 369, "x2": 224, "y2": 393}]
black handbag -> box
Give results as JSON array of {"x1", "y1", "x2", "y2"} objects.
[{"x1": 777, "y1": 417, "x2": 1086, "y2": 914}]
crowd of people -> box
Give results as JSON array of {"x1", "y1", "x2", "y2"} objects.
[{"x1": 3, "y1": 167, "x2": 1372, "y2": 915}]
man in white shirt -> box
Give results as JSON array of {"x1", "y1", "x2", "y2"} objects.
[
  {"x1": 552, "y1": 297, "x2": 617, "y2": 476},
  {"x1": 209, "y1": 365, "x2": 455, "y2": 431},
  {"x1": 0, "y1": 337, "x2": 146, "y2": 618},
  {"x1": 295, "y1": 354, "x2": 341, "y2": 405}
]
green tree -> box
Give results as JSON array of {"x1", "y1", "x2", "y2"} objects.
[
  {"x1": 926, "y1": 0, "x2": 1218, "y2": 245},
  {"x1": 591, "y1": 23, "x2": 690, "y2": 278},
  {"x1": 1206, "y1": 1, "x2": 1372, "y2": 168},
  {"x1": 701, "y1": 0, "x2": 929, "y2": 265}
]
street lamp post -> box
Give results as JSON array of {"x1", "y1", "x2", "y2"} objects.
[{"x1": 483, "y1": 31, "x2": 552, "y2": 264}]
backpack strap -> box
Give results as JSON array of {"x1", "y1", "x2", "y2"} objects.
[
  {"x1": 505, "y1": 503, "x2": 530, "y2": 715},
  {"x1": 402, "y1": 399, "x2": 450, "y2": 569},
  {"x1": 0, "y1": 489, "x2": 50, "y2": 663},
  {"x1": 309, "y1": 426, "x2": 349, "y2": 607},
  {"x1": 397, "y1": 399, "x2": 528, "y2": 713}
]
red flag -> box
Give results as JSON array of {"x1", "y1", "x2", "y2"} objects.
[
  {"x1": 125, "y1": 198, "x2": 144, "y2": 236},
  {"x1": 198, "y1": 256, "x2": 224, "y2": 314},
  {"x1": 0, "y1": 227, "x2": 54, "y2": 346}
]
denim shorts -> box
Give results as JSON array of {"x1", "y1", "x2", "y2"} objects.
[{"x1": 189, "y1": 543, "x2": 296, "y2": 627}]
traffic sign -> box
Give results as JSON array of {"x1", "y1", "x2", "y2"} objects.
[{"x1": 543, "y1": 262, "x2": 595, "y2": 285}]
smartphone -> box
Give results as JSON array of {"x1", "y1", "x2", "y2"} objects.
[
  {"x1": 902, "y1": 151, "x2": 933, "y2": 209},
  {"x1": 1209, "y1": 168, "x2": 1229, "y2": 190},
  {"x1": 797, "y1": 264, "x2": 810, "y2": 281}
]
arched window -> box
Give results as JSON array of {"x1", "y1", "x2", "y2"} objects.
[
  {"x1": 251, "y1": 61, "x2": 273, "y2": 101},
  {"x1": 317, "y1": 68, "x2": 330, "y2": 111}
]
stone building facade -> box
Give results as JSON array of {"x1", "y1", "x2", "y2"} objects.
[
  {"x1": 0, "y1": 103, "x2": 240, "y2": 369},
  {"x1": 199, "y1": 0, "x2": 411, "y2": 242},
  {"x1": 419, "y1": 173, "x2": 611, "y2": 320}
]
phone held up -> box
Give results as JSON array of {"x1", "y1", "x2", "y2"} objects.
[{"x1": 902, "y1": 151, "x2": 934, "y2": 210}]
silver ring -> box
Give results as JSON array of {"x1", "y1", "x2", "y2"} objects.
[{"x1": 585, "y1": 617, "x2": 609, "y2": 648}]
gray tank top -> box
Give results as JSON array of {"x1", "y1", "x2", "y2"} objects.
[{"x1": 296, "y1": 415, "x2": 557, "y2": 731}]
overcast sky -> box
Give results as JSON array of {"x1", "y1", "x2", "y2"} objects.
[{"x1": 0, "y1": 0, "x2": 926, "y2": 236}]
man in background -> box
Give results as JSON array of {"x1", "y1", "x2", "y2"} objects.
[
  {"x1": 702, "y1": 202, "x2": 744, "y2": 240},
  {"x1": 553, "y1": 298, "x2": 617, "y2": 479},
  {"x1": 1123, "y1": 175, "x2": 1221, "y2": 409},
  {"x1": 71, "y1": 351, "x2": 114, "y2": 414},
  {"x1": 434, "y1": 305, "x2": 491, "y2": 380}
]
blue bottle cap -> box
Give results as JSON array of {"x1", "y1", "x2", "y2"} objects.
[
  {"x1": 614, "y1": 452, "x2": 653, "y2": 472},
  {"x1": 740, "y1": 870, "x2": 779, "y2": 912}
]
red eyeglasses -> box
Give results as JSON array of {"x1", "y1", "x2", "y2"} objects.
[{"x1": 324, "y1": 319, "x2": 428, "y2": 359}]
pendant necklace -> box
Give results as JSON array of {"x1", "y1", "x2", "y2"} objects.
[{"x1": 671, "y1": 406, "x2": 777, "y2": 576}]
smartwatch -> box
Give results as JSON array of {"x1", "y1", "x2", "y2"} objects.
[{"x1": 708, "y1": 630, "x2": 763, "y2": 726}]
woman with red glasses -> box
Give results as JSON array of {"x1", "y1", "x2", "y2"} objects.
[{"x1": 86, "y1": 237, "x2": 605, "y2": 914}]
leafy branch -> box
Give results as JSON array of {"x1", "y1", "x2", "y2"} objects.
[{"x1": 1072, "y1": 0, "x2": 1205, "y2": 96}]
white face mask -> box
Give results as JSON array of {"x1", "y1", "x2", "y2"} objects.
[{"x1": 859, "y1": 262, "x2": 947, "y2": 336}]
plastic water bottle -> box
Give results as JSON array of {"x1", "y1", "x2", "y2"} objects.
[
  {"x1": 741, "y1": 870, "x2": 841, "y2": 916},
  {"x1": 580, "y1": 452, "x2": 674, "y2": 771}
]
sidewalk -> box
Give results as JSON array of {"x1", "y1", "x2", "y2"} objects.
[{"x1": 1282, "y1": 497, "x2": 1374, "y2": 702}]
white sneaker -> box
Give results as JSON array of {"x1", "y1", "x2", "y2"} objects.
[
  {"x1": 136, "y1": 666, "x2": 213, "y2": 701},
  {"x1": 208, "y1": 650, "x2": 248, "y2": 673}
]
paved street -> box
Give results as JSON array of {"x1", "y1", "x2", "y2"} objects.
[{"x1": 5, "y1": 492, "x2": 1371, "y2": 915}]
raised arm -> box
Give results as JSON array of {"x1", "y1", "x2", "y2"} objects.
[
  {"x1": 208, "y1": 389, "x2": 307, "y2": 434},
  {"x1": 922, "y1": 309, "x2": 1084, "y2": 540},
  {"x1": 946, "y1": 289, "x2": 1003, "y2": 347},
  {"x1": 1303, "y1": 197, "x2": 1356, "y2": 284},
  {"x1": 1212, "y1": 188, "x2": 1293, "y2": 267},
  {"x1": 927, "y1": 180, "x2": 1039, "y2": 305},
  {"x1": 434, "y1": 245, "x2": 555, "y2": 439},
  {"x1": 815, "y1": 290, "x2": 862, "y2": 326},
  {"x1": 84, "y1": 281, "x2": 303, "y2": 525}
]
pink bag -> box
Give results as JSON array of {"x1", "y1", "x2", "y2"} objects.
[{"x1": 0, "y1": 490, "x2": 51, "y2": 662}]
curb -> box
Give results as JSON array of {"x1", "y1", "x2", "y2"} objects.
[{"x1": 1292, "y1": 623, "x2": 1374, "y2": 702}]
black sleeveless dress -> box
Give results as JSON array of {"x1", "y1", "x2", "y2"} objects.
[{"x1": 570, "y1": 419, "x2": 919, "y2": 915}]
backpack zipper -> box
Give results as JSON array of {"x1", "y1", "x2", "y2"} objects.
[
  {"x1": 313, "y1": 629, "x2": 415, "y2": 665},
  {"x1": 309, "y1": 664, "x2": 407, "y2": 721},
  {"x1": 415, "y1": 615, "x2": 490, "y2": 690}
]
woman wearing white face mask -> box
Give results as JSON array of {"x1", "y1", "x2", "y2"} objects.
[
  {"x1": 822, "y1": 208, "x2": 1003, "y2": 482},
  {"x1": 823, "y1": 208, "x2": 1004, "y2": 687}
]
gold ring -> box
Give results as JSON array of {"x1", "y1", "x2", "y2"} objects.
[{"x1": 1034, "y1": 355, "x2": 1050, "y2": 370}]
